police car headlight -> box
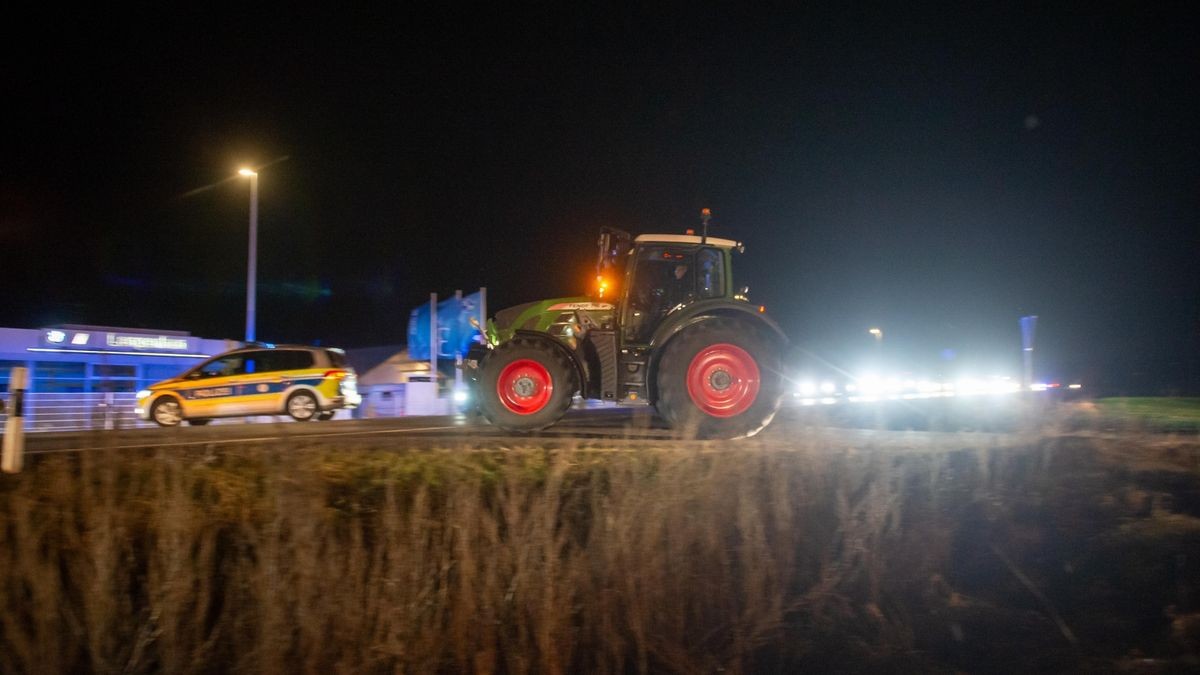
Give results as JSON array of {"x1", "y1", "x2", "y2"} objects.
[{"x1": 136, "y1": 390, "x2": 152, "y2": 400}]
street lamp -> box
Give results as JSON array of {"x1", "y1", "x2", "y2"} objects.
[
  {"x1": 868, "y1": 327, "x2": 883, "y2": 370},
  {"x1": 238, "y1": 168, "x2": 258, "y2": 343}
]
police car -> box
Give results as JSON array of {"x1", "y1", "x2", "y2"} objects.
[{"x1": 136, "y1": 345, "x2": 361, "y2": 426}]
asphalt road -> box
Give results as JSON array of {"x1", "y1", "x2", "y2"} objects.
[
  {"x1": 19, "y1": 397, "x2": 1051, "y2": 457},
  {"x1": 21, "y1": 406, "x2": 688, "y2": 456}
]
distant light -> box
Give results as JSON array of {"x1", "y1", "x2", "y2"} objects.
[
  {"x1": 453, "y1": 389, "x2": 469, "y2": 403},
  {"x1": 797, "y1": 381, "x2": 817, "y2": 397},
  {"x1": 238, "y1": 168, "x2": 257, "y2": 177},
  {"x1": 799, "y1": 398, "x2": 817, "y2": 406},
  {"x1": 820, "y1": 381, "x2": 836, "y2": 394},
  {"x1": 819, "y1": 397, "x2": 837, "y2": 405},
  {"x1": 1031, "y1": 383, "x2": 1048, "y2": 392},
  {"x1": 1068, "y1": 383, "x2": 1083, "y2": 390},
  {"x1": 868, "y1": 327, "x2": 882, "y2": 337}
]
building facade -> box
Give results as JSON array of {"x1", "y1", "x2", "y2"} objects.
[{"x1": 0, "y1": 325, "x2": 239, "y2": 394}]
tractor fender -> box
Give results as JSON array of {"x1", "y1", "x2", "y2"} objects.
[
  {"x1": 645, "y1": 301, "x2": 788, "y2": 401},
  {"x1": 648, "y1": 300, "x2": 788, "y2": 350},
  {"x1": 507, "y1": 330, "x2": 588, "y2": 395}
]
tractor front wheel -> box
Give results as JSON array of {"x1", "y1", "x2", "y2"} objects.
[
  {"x1": 477, "y1": 337, "x2": 576, "y2": 432},
  {"x1": 655, "y1": 318, "x2": 783, "y2": 439}
]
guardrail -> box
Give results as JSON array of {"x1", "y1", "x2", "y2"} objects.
[{"x1": 0, "y1": 392, "x2": 153, "y2": 433}]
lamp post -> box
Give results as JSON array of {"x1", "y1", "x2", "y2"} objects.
[{"x1": 238, "y1": 168, "x2": 258, "y2": 343}]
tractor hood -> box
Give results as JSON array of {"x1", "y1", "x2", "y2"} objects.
[
  {"x1": 493, "y1": 296, "x2": 615, "y2": 331},
  {"x1": 487, "y1": 296, "x2": 616, "y2": 345}
]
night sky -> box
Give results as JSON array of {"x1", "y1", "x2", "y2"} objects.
[{"x1": 3, "y1": 6, "x2": 1197, "y2": 394}]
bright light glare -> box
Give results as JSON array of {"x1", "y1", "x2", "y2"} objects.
[
  {"x1": 858, "y1": 375, "x2": 883, "y2": 395},
  {"x1": 238, "y1": 168, "x2": 257, "y2": 176},
  {"x1": 453, "y1": 389, "x2": 469, "y2": 403},
  {"x1": 804, "y1": 368, "x2": 1027, "y2": 408},
  {"x1": 1068, "y1": 383, "x2": 1083, "y2": 389}
]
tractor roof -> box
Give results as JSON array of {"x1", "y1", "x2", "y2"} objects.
[{"x1": 634, "y1": 234, "x2": 741, "y2": 249}]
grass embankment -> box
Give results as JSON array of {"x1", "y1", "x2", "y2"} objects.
[
  {"x1": 1, "y1": 424, "x2": 1199, "y2": 673},
  {"x1": 1096, "y1": 397, "x2": 1200, "y2": 432}
]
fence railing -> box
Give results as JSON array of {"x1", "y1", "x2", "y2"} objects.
[{"x1": 0, "y1": 392, "x2": 154, "y2": 433}]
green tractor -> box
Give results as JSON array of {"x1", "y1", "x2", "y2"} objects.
[{"x1": 464, "y1": 212, "x2": 786, "y2": 439}]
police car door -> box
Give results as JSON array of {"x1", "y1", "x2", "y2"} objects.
[{"x1": 183, "y1": 354, "x2": 246, "y2": 418}]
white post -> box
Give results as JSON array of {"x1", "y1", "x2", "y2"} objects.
[
  {"x1": 454, "y1": 289, "x2": 464, "y2": 391},
  {"x1": 1020, "y1": 315, "x2": 1038, "y2": 390},
  {"x1": 3, "y1": 367, "x2": 29, "y2": 474},
  {"x1": 479, "y1": 286, "x2": 487, "y2": 338},
  {"x1": 429, "y1": 292, "x2": 438, "y2": 392},
  {"x1": 104, "y1": 391, "x2": 115, "y2": 430}
]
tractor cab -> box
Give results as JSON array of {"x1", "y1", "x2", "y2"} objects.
[
  {"x1": 592, "y1": 226, "x2": 743, "y2": 344},
  {"x1": 619, "y1": 235, "x2": 739, "y2": 344}
]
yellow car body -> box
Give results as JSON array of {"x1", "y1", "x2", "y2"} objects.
[{"x1": 136, "y1": 346, "x2": 360, "y2": 426}]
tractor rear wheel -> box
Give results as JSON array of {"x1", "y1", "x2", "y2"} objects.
[
  {"x1": 655, "y1": 318, "x2": 783, "y2": 439},
  {"x1": 478, "y1": 337, "x2": 576, "y2": 432}
]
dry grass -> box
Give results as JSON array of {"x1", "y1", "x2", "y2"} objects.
[{"x1": 1, "y1": 421, "x2": 1198, "y2": 673}]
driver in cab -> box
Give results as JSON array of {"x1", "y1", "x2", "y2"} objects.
[{"x1": 637, "y1": 261, "x2": 694, "y2": 319}]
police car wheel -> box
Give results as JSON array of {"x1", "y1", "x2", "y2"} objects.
[
  {"x1": 150, "y1": 397, "x2": 183, "y2": 427},
  {"x1": 286, "y1": 391, "x2": 320, "y2": 421}
]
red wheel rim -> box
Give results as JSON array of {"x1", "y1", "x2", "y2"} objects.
[
  {"x1": 685, "y1": 343, "x2": 760, "y2": 418},
  {"x1": 497, "y1": 359, "x2": 554, "y2": 415}
]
